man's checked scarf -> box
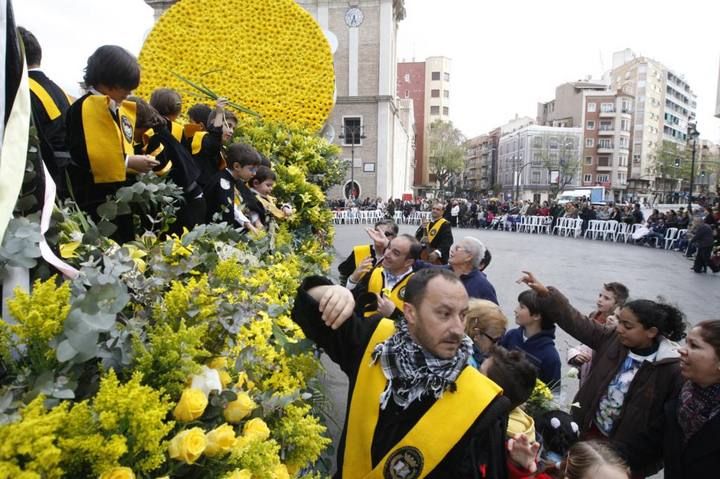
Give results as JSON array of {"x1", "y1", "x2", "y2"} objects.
[{"x1": 371, "y1": 319, "x2": 473, "y2": 410}]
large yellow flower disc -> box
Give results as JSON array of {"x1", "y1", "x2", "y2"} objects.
[{"x1": 137, "y1": 0, "x2": 335, "y2": 131}]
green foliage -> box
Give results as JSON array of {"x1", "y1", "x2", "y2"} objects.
[
  {"x1": 132, "y1": 321, "x2": 210, "y2": 398},
  {"x1": 428, "y1": 120, "x2": 466, "y2": 193},
  {"x1": 0, "y1": 216, "x2": 42, "y2": 275},
  {"x1": 274, "y1": 404, "x2": 332, "y2": 471},
  {"x1": 5, "y1": 277, "x2": 70, "y2": 374}
]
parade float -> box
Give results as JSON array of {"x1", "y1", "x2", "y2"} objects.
[{"x1": 0, "y1": 0, "x2": 342, "y2": 477}]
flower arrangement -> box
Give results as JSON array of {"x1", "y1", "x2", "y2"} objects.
[
  {"x1": 0, "y1": 116, "x2": 339, "y2": 477},
  {"x1": 136, "y1": 0, "x2": 335, "y2": 132}
]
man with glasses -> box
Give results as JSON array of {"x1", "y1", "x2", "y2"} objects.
[
  {"x1": 347, "y1": 234, "x2": 420, "y2": 320},
  {"x1": 416, "y1": 201, "x2": 454, "y2": 264},
  {"x1": 337, "y1": 220, "x2": 399, "y2": 286},
  {"x1": 448, "y1": 237, "x2": 498, "y2": 304}
]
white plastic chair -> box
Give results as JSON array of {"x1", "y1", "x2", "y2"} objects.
[
  {"x1": 663, "y1": 228, "x2": 679, "y2": 250},
  {"x1": 584, "y1": 220, "x2": 604, "y2": 240},
  {"x1": 603, "y1": 220, "x2": 619, "y2": 241}
]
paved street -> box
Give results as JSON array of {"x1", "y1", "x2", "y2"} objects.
[{"x1": 319, "y1": 223, "x2": 719, "y2": 475}]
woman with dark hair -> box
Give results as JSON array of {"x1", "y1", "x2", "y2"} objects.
[
  {"x1": 517, "y1": 271, "x2": 685, "y2": 478},
  {"x1": 130, "y1": 97, "x2": 206, "y2": 232},
  {"x1": 654, "y1": 320, "x2": 720, "y2": 477},
  {"x1": 65, "y1": 45, "x2": 158, "y2": 242},
  {"x1": 149, "y1": 88, "x2": 184, "y2": 142}
]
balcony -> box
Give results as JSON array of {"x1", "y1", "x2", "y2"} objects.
[
  {"x1": 597, "y1": 157, "x2": 613, "y2": 171},
  {"x1": 597, "y1": 143, "x2": 614, "y2": 154},
  {"x1": 598, "y1": 127, "x2": 615, "y2": 136},
  {"x1": 599, "y1": 109, "x2": 616, "y2": 118}
]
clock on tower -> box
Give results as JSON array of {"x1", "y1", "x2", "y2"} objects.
[{"x1": 344, "y1": 6, "x2": 364, "y2": 27}]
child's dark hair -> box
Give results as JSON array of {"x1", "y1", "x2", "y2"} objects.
[
  {"x1": 83, "y1": 45, "x2": 140, "y2": 91},
  {"x1": 483, "y1": 346, "x2": 537, "y2": 409},
  {"x1": 479, "y1": 248, "x2": 492, "y2": 271},
  {"x1": 208, "y1": 108, "x2": 238, "y2": 126},
  {"x1": 518, "y1": 290, "x2": 553, "y2": 330},
  {"x1": 149, "y1": 88, "x2": 182, "y2": 118},
  {"x1": 604, "y1": 282, "x2": 629, "y2": 306},
  {"x1": 18, "y1": 27, "x2": 42, "y2": 66},
  {"x1": 227, "y1": 143, "x2": 261, "y2": 168},
  {"x1": 187, "y1": 104, "x2": 212, "y2": 127},
  {"x1": 624, "y1": 300, "x2": 686, "y2": 341},
  {"x1": 251, "y1": 166, "x2": 276, "y2": 188},
  {"x1": 128, "y1": 96, "x2": 166, "y2": 130}
]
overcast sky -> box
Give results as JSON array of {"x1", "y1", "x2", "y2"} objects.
[{"x1": 16, "y1": 0, "x2": 720, "y2": 142}]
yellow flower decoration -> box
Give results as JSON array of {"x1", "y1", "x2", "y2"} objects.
[
  {"x1": 173, "y1": 388, "x2": 208, "y2": 422},
  {"x1": 100, "y1": 467, "x2": 136, "y2": 479},
  {"x1": 205, "y1": 423, "x2": 236, "y2": 457},
  {"x1": 243, "y1": 418, "x2": 271, "y2": 441},
  {"x1": 224, "y1": 392, "x2": 257, "y2": 424},
  {"x1": 137, "y1": 0, "x2": 335, "y2": 131},
  {"x1": 168, "y1": 427, "x2": 207, "y2": 464}
]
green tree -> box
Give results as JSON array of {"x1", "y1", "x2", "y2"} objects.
[
  {"x1": 427, "y1": 120, "x2": 466, "y2": 194},
  {"x1": 653, "y1": 140, "x2": 691, "y2": 200},
  {"x1": 541, "y1": 137, "x2": 581, "y2": 199}
]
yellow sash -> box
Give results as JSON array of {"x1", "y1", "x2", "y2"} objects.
[
  {"x1": 343, "y1": 319, "x2": 503, "y2": 479},
  {"x1": 29, "y1": 77, "x2": 62, "y2": 120},
  {"x1": 256, "y1": 193, "x2": 288, "y2": 220},
  {"x1": 426, "y1": 218, "x2": 449, "y2": 244},
  {"x1": 366, "y1": 267, "x2": 413, "y2": 318},
  {"x1": 191, "y1": 130, "x2": 207, "y2": 156},
  {"x1": 170, "y1": 121, "x2": 184, "y2": 142},
  {"x1": 353, "y1": 244, "x2": 372, "y2": 268},
  {"x1": 81, "y1": 95, "x2": 136, "y2": 184}
]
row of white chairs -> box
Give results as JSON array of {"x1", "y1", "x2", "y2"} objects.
[
  {"x1": 332, "y1": 209, "x2": 385, "y2": 225},
  {"x1": 393, "y1": 211, "x2": 432, "y2": 225},
  {"x1": 512, "y1": 216, "x2": 688, "y2": 249}
]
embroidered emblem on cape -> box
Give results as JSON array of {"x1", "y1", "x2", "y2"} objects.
[
  {"x1": 398, "y1": 286, "x2": 406, "y2": 300},
  {"x1": 121, "y1": 116, "x2": 134, "y2": 143},
  {"x1": 383, "y1": 446, "x2": 424, "y2": 479},
  {"x1": 430, "y1": 228, "x2": 437, "y2": 236},
  {"x1": 220, "y1": 178, "x2": 231, "y2": 190}
]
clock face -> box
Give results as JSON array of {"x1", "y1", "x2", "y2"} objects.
[{"x1": 345, "y1": 7, "x2": 364, "y2": 27}]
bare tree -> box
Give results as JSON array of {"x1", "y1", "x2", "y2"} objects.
[
  {"x1": 542, "y1": 137, "x2": 581, "y2": 199},
  {"x1": 427, "y1": 120, "x2": 466, "y2": 195}
]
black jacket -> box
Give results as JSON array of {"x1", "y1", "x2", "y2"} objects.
[
  {"x1": 415, "y1": 218, "x2": 454, "y2": 264},
  {"x1": 337, "y1": 245, "x2": 378, "y2": 286},
  {"x1": 292, "y1": 276, "x2": 510, "y2": 479},
  {"x1": 662, "y1": 395, "x2": 720, "y2": 478}
]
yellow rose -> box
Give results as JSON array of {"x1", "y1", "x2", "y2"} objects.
[
  {"x1": 272, "y1": 464, "x2": 289, "y2": 479},
  {"x1": 243, "y1": 418, "x2": 270, "y2": 441},
  {"x1": 205, "y1": 423, "x2": 236, "y2": 457},
  {"x1": 99, "y1": 467, "x2": 135, "y2": 479},
  {"x1": 235, "y1": 372, "x2": 255, "y2": 391},
  {"x1": 218, "y1": 370, "x2": 232, "y2": 388},
  {"x1": 208, "y1": 357, "x2": 228, "y2": 369},
  {"x1": 168, "y1": 427, "x2": 206, "y2": 464},
  {"x1": 174, "y1": 388, "x2": 208, "y2": 422},
  {"x1": 225, "y1": 470, "x2": 252, "y2": 479},
  {"x1": 224, "y1": 392, "x2": 256, "y2": 424}
]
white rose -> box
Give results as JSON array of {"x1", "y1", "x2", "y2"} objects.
[{"x1": 191, "y1": 366, "x2": 223, "y2": 397}]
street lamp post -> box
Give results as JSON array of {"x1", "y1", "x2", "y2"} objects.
[
  {"x1": 687, "y1": 122, "x2": 700, "y2": 212},
  {"x1": 338, "y1": 123, "x2": 366, "y2": 201},
  {"x1": 513, "y1": 158, "x2": 533, "y2": 202}
]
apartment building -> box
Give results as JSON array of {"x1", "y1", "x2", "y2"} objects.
[
  {"x1": 397, "y1": 56, "x2": 452, "y2": 194},
  {"x1": 537, "y1": 80, "x2": 609, "y2": 127},
  {"x1": 497, "y1": 125, "x2": 582, "y2": 203},
  {"x1": 581, "y1": 92, "x2": 634, "y2": 202},
  {"x1": 608, "y1": 49, "x2": 697, "y2": 199}
]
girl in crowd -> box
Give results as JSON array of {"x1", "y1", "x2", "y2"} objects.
[
  {"x1": 465, "y1": 298, "x2": 508, "y2": 368},
  {"x1": 655, "y1": 319, "x2": 720, "y2": 477},
  {"x1": 517, "y1": 271, "x2": 685, "y2": 478}
]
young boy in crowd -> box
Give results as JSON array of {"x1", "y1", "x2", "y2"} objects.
[
  {"x1": 246, "y1": 165, "x2": 293, "y2": 230},
  {"x1": 149, "y1": 87, "x2": 185, "y2": 143},
  {"x1": 500, "y1": 289, "x2": 561, "y2": 389},
  {"x1": 65, "y1": 45, "x2": 158, "y2": 243},
  {"x1": 190, "y1": 99, "x2": 236, "y2": 189},
  {"x1": 204, "y1": 143, "x2": 260, "y2": 232},
  {"x1": 567, "y1": 282, "x2": 629, "y2": 386}
]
